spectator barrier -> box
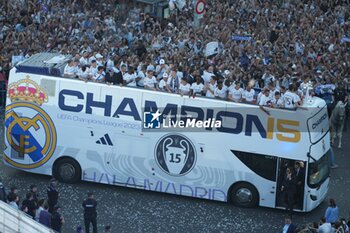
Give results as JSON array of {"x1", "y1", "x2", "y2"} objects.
[{"x1": 0, "y1": 200, "x2": 53, "y2": 233}]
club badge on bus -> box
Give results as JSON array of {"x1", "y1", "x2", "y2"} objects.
[
  {"x1": 4, "y1": 76, "x2": 57, "y2": 169},
  {"x1": 155, "y1": 134, "x2": 196, "y2": 176}
]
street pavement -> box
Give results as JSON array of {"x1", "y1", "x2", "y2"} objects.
[{"x1": 0, "y1": 109, "x2": 349, "y2": 233}]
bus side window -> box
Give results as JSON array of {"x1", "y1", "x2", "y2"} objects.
[{"x1": 232, "y1": 150, "x2": 277, "y2": 181}]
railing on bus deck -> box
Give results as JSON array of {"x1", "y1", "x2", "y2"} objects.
[
  {"x1": 0, "y1": 200, "x2": 54, "y2": 233},
  {"x1": 58, "y1": 75, "x2": 304, "y2": 111}
]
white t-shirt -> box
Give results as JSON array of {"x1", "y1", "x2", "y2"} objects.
[
  {"x1": 179, "y1": 83, "x2": 191, "y2": 95},
  {"x1": 77, "y1": 67, "x2": 90, "y2": 80},
  {"x1": 243, "y1": 89, "x2": 255, "y2": 102},
  {"x1": 206, "y1": 83, "x2": 216, "y2": 98},
  {"x1": 259, "y1": 94, "x2": 272, "y2": 106},
  {"x1": 124, "y1": 73, "x2": 137, "y2": 87},
  {"x1": 202, "y1": 70, "x2": 215, "y2": 84},
  {"x1": 93, "y1": 71, "x2": 105, "y2": 82},
  {"x1": 283, "y1": 91, "x2": 301, "y2": 109},
  {"x1": 190, "y1": 83, "x2": 204, "y2": 94},
  {"x1": 89, "y1": 66, "x2": 98, "y2": 76},
  {"x1": 79, "y1": 57, "x2": 89, "y2": 66},
  {"x1": 144, "y1": 76, "x2": 157, "y2": 88},
  {"x1": 137, "y1": 71, "x2": 145, "y2": 87},
  {"x1": 229, "y1": 88, "x2": 244, "y2": 101},
  {"x1": 214, "y1": 86, "x2": 227, "y2": 99},
  {"x1": 268, "y1": 88, "x2": 278, "y2": 100},
  {"x1": 158, "y1": 79, "x2": 167, "y2": 90},
  {"x1": 64, "y1": 64, "x2": 78, "y2": 76},
  {"x1": 272, "y1": 97, "x2": 284, "y2": 107}
]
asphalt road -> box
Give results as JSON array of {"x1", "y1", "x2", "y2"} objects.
[{"x1": 0, "y1": 109, "x2": 349, "y2": 233}]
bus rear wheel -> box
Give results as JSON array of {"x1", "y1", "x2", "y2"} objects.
[
  {"x1": 53, "y1": 158, "x2": 81, "y2": 184},
  {"x1": 229, "y1": 183, "x2": 259, "y2": 208}
]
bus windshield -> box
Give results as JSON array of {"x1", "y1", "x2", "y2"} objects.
[{"x1": 308, "y1": 150, "x2": 330, "y2": 188}]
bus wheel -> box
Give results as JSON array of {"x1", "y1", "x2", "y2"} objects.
[
  {"x1": 53, "y1": 158, "x2": 81, "y2": 184},
  {"x1": 229, "y1": 183, "x2": 259, "y2": 208}
]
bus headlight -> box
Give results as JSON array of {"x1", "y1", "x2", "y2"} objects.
[{"x1": 310, "y1": 194, "x2": 317, "y2": 201}]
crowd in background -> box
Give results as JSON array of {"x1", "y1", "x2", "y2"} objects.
[{"x1": 0, "y1": 0, "x2": 350, "y2": 110}]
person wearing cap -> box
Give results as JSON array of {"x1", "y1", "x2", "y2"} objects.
[
  {"x1": 155, "y1": 59, "x2": 168, "y2": 80},
  {"x1": 51, "y1": 205, "x2": 65, "y2": 233},
  {"x1": 190, "y1": 75, "x2": 205, "y2": 97},
  {"x1": 79, "y1": 51, "x2": 89, "y2": 66},
  {"x1": 95, "y1": 53, "x2": 104, "y2": 67},
  {"x1": 144, "y1": 69, "x2": 158, "y2": 91},
  {"x1": 158, "y1": 72, "x2": 170, "y2": 92},
  {"x1": 47, "y1": 179, "x2": 59, "y2": 213},
  {"x1": 82, "y1": 192, "x2": 98, "y2": 233}
]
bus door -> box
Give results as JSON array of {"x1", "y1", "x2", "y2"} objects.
[
  {"x1": 108, "y1": 133, "x2": 149, "y2": 188},
  {"x1": 276, "y1": 158, "x2": 306, "y2": 211}
]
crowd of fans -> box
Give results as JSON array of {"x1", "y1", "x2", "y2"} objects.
[
  {"x1": 281, "y1": 198, "x2": 350, "y2": 233},
  {"x1": 0, "y1": 179, "x2": 110, "y2": 233},
  {"x1": 0, "y1": 0, "x2": 350, "y2": 111}
]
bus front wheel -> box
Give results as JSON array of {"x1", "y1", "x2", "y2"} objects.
[
  {"x1": 229, "y1": 182, "x2": 259, "y2": 208},
  {"x1": 53, "y1": 157, "x2": 81, "y2": 184}
]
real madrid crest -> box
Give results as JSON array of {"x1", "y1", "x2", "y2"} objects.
[{"x1": 4, "y1": 76, "x2": 57, "y2": 169}]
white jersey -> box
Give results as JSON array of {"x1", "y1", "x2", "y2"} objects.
[
  {"x1": 79, "y1": 57, "x2": 89, "y2": 66},
  {"x1": 89, "y1": 66, "x2": 98, "y2": 77},
  {"x1": 64, "y1": 64, "x2": 78, "y2": 76},
  {"x1": 202, "y1": 70, "x2": 214, "y2": 84},
  {"x1": 137, "y1": 71, "x2": 146, "y2": 87},
  {"x1": 93, "y1": 71, "x2": 105, "y2": 82},
  {"x1": 283, "y1": 91, "x2": 301, "y2": 109},
  {"x1": 77, "y1": 67, "x2": 90, "y2": 80},
  {"x1": 123, "y1": 73, "x2": 137, "y2": 87},
  {"x1": 158, "y1": 79, "x2": 167, "y2": 90},
  {"x1": 229, "y1": 88, "x2": 244, "y2": 102},
  {"x1": 243, "y1": 89, "x2": 255, "y2": 102},
  {"x1": 206, "y1": 83, "x2": 216, "y2": 98},
  {"x1": 214, "y1": 86, "x2": 228, "y2": 99},
  {"x1": 179, "y1": 83, "x2": 191, "y2": 95},
  {"x1": 272, "y1": 97, "x2": 284, "y2": 108},
  {"x1": 259, "y1": 94, "x2": 272, "y2": 106},
  {"x1": 190, "y1": 83, "x2": 204, "y2": 94},
  {"x1": 144, "y1": 76, "x2": 157, "y2": 88},
  {"x1": 268, "y1": 88, "x2": 278, "y2": 100}
]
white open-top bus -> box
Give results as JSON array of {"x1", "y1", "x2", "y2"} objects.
[{"x1": 3, "y1": 53, "x2": 330, "y2": 212}]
